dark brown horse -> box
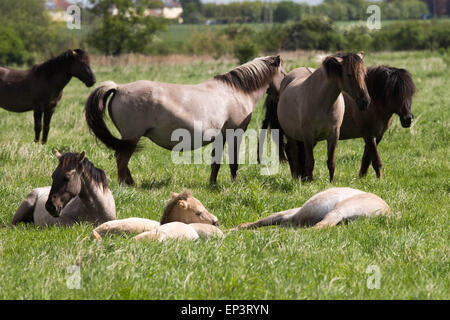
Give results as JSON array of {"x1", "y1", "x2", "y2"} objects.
[
  {"x1": 0, "y1": 49, "x2": 96, "y2": 143},
  {"x1": 258, "y1": 65, "x2": 416, "y2": 178}
]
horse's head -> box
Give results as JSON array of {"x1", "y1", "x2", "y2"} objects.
[
  {"x1": 385, "y1": 67, "x2": 416, "y2": 128},
  {"x1": 323, "y1": 52, "x2": 370, "y2": 111},
  {"x1": 45, "y1": 151, "x2": 86, "y2": 217},
  {"x1": 161, "y1": 191, "x2": 219, "y2": 226},
  {"x1": 68, "y1": 49, "x2": 96, "y2": 87},
  {"x1": 268, "y1": 55, "x2": 287, "y2": 94}
]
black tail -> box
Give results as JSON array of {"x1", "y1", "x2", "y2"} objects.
[
  {"x1": 84, "y1": 81, "x2": 137, "y2": 154},
  {"x1": 259, "y1": 94, "x2": 287, "y2": 162}
]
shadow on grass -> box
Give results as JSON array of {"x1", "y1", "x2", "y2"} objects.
[{"x1": 139, "y1": 177, "x2": 172, "y2": 190}]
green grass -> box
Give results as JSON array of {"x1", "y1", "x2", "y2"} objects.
[{"x1": 0, "y1": 51, "x2": 449, "y2": 299}]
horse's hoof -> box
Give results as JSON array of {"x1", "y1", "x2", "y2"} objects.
[{"x1": 91, "y1": 230, "x2": 102, "y2": 241}]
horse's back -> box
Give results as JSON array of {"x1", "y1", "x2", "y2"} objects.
[
  {"x1": 292, "y1": 187, "x2": 365, "y2": 226},
  {"x1": 0, "y1": 67, "x2": 34, "y2": 111}
]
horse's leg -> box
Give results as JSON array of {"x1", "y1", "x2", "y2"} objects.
[
  {"x1": 228, "y1": 132, "x2": 243, "y2": 182},
  {"x1": 257, "y1": 119, "x2": 269, "y2": 164},
  {"x1": 277, "y1": 130, "x2": 288, "y2": 163},
  {"x1": 326, "y1": 132, "x2": 339, "y2": 183},
  {"x1": 11, "y1": 190, "x2": 38, "y2": 225},
  {"x1": 359, "y1": 141, "x2": 371, "y2": 178},
  {"x1": 209, "y1": 136, "x2": 226, "y2": 185},
  {"x1": 285, "y1": 137, "x2": 300, "y2": 179},
  {"x1": 366, "y1": 136, "x2": 383, "y2": 178},
  {"x1": 33, "y1": 108, "x2": 43, "y2": 143},
  {"x1": 297, "y1": 141, "x2": 306, "y2": 179},
  {"x1": 115, "y1": 139, "x2": 139, "y2": 185},
  {"x1": 303, "y1": 138, "x2": 315, "y2": 182},
  {"x1": 231, "y1": 208, "x2": 298, "y2": 230},
  {"x1": 42, "y1": 107, "x2": 56, "y2": 144}
]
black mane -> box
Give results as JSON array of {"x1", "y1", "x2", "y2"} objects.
[
  {"x1": 59, "y1": 152, "x2": 108, "y2": 188},
  {"x1": 366, "y1": 66, "x2": 416, "y2": 104}
]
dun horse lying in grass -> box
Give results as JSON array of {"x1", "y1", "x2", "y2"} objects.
[
  {"x1": 91, "y1": 191, "x2": 223, "y2": 241},
  {"x1": 11, "y1": 151, "x2": 116, "y2": 227},
  {"x1": 85, "y1": 55, "x2": 286, "y2": 185},
  {"x1": 232, "y1": 187, "x2": 390, "y2": 230},
  {"x1": 0, "y1": 49, "x2": 96, "y2": 143},
  {"x1": 277, "y1": 52, "x2": 370, "y2": 182},
  {"x1": 259, "y1": 65, "x2": 415, "y2": 178}
]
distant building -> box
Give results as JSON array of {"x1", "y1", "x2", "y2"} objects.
[
  {"x1": 147, "y1": 0, "x2": 183, "y2": 23},
  {"x1": 45, "y1": 0, "x2": 71, "y2": 22},
  {"x1": 422, "y1": 0, "x2": 449, "y2": 17}
]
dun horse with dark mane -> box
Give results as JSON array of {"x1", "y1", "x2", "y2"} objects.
[
  {"x1": 85, "y1": 55, "x2": 286, "y2": 185},
  {"x1": 0, "y1": 49, "x2": 96, "y2": 143}
]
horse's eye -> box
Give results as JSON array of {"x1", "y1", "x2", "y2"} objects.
[{"x1": 196, "y1": 211, "x2": 202, "y2": 216}]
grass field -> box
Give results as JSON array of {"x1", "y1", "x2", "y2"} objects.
[{"x1": 0, "y1": 51, "x2": 448, "y2": 299}]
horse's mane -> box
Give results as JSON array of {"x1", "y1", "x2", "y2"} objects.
[
  {"x1": 32, "y1": 49, "x2": 89, "y2": 78},
  {"x1": 160, "y1": 190, "x2": 192, "y2": 224},
  {"x1": 323, "y1": 53, "x2": 366, "y2": 87},
  {"x1": 59, "y1": 152, "x2": 108, "y2": 188},
  {"x1": 366, "y1": 66, "x2": 416, "y2": 104},
  {"x1": 214, "y1": 56, "x2": 280, "y2": 93}
]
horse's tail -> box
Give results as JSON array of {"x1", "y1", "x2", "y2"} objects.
[
  {"x1": 84, "y1": 81, "x2": 136, "y2": 154},
  {"x1": 260, "y1": 93, "x2": 287, "y2": 162}
]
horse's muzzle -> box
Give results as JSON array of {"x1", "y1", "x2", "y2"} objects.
[
  {"x1": 45, "y1": 200, "x2": 61, "y2": 217},
  {"x1": 400, "y1": 114, "x2": 413, "y2": 128}
]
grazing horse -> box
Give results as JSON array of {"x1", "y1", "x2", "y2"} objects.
[
  {"x1": 91, "y1": 191, "x2": 223, "y2": 241},
  {"x1": 84, "y1": 55, "x2": 286, "y2": 185},
  {"x1": 0, "y1": 49, "x2": 96, "y2": 143},
  {"x1": 277, "y1": 53, "x2": 370, "y2": 182},
  {"x1": 258, "y1": 65, "x2": 415, "y2": 178},
  {"x1": 232, "y1": 187, "x2": 390, "y2": 230},
  {"x1": 11, "y1": 151, "x2": 116, "y2": 227}
]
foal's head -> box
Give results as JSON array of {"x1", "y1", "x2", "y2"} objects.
[
  {"x1": 45, "y1": 151, "x2": 106, "y2": 217},
  {"x1": 323, "y1": 52, "x2": 370, "y2": 111},
  {"x1": 67, "y1": 49, "x2": 96, "y2": 87},
  {"x1": 367, "y1": 66, "x2": 416, "y2": 127},
  {"x1": 160, "y1": 191, "x2": 219, "y2": 226}
]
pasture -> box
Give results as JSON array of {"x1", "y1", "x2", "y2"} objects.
[{"x1": 0, "y1": 51, "x2": 448, "y2": 299}]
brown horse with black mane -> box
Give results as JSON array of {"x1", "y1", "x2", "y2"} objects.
[
  {"x1": 0, "y1": 49, "x2": 96, "y2": 143},
  {"x1": 259, "y1": 65, "x2": 415, "y2": 178}
]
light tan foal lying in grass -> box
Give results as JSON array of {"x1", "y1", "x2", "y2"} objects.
[
  {"x1": 92, "y1": 191, "x2": 223, "y2": 241},
  {"x1": 233, "y1": 187, "x2": 390, "y2": 230}
]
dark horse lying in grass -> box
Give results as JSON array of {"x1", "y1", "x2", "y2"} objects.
[
  {"x1": 11, "y1": 151, "x2": 116, "y2": 227},
  {"x1": 258, "y1": 65, "x2": 416, "y2": 178},
  {"x1": 0, "y1": 49, "x2": 96, "y2": 143}
]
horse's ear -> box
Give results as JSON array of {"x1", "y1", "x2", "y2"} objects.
[
  {"x1": 273, "y1": 55, "x2": 281, "y2": 67},
  {"x1": 357, "y1": 51, "x2": 364, "y2": 59},
  {"x1": 77, "y1": 151, "x2": 85, "y2": 164},
  {"x1": 323, "y1": 56, "x2": 342, "y2": 81},
  {"x1": 177, "y1": 200, "x2": 188, "y2": 210},
  {"x1": 170, "y1": 192, "x2": 179, "y2": 199},
  {"x1": 55, "y1": 150, "x2": 62, "y2": 159}
]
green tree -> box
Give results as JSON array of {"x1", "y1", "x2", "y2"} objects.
[
  {"x1": 180, "y1": 0, "x2": 203, "y2": 24},
  {"x1": 88, "y1": 0, "x2": 166, "y2": 55}
]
